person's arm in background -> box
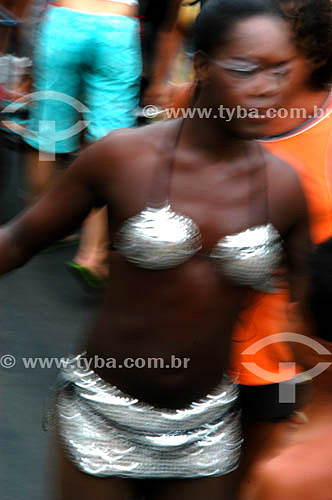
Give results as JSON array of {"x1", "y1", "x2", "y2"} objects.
[
  {"x1": 0, "y1": 141, "x2": 107, "y2": 275},
  {"x1": 1, "y1": 0, "x2": 29, "y2": 19},
  {"x1": 19, "y1": 0, "x2": 48, "y2": 60},
  {"x1": 275, "y1": 157, "x2": 315, "y2": 417},
  {"x1": 143, "y1": 0, "x2": 184, "y2": 107},
  {"x1": 1, "y1": 0, "x2": 48, "y2": 101}
]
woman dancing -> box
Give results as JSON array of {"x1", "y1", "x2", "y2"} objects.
[{"x1": 0, "y1": 1, "x2": 310, "y2": 498}]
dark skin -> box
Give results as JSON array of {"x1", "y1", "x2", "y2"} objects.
[{"x1": 1, "y1": 15, "x2": 310, "y2": 500}]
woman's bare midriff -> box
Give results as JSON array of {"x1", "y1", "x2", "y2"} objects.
[
  {"x1": 58, "y1": 120, "x2": 299, "y2": 411},
  {"x1": 85, "y1": 254, "x2": 249, "y2": 409},
  {"x1": 56, "y1": 0, "x2": 137, "y2": 17}
]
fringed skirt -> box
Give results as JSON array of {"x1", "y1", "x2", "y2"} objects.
[{"x1": 55, "y1": 354, "x2": 242, "y2": 478}]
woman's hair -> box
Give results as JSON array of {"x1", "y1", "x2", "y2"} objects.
[
  {"x1": 309, "y1": 238, "x2": 332, "y2": 342},
  {"x1": 192, "y1": 0, "x2": 282, "y2": 56},
  {"x1": 279, "y1": 0, "x2": 332, "y2": 89},
  {"x1": 192, "y1": 0, "x2": 332, "y2": 89}
]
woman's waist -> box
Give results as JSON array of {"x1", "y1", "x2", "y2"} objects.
[
  {"x1": 55, "y1": 0, "x2": 138, "y2": 17},
  {"x1": 66, "y1": 351, "x2": 233, "y2": 409},
  {"x1": 86, "y1": 317, "x2": 233, "y2": 365}
]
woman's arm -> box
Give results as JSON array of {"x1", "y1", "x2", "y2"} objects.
[
  {"x1": 0, "y1": 142, "x2": 107, "y2": 275},
  {"x1": 267, "y1": 151, "x2": 311, "y2": 304},
  {"x1": 143, "y1": 0, "x2": 184, "y2": 107},
  {"x1": 283, "y1": 172, "x2": 311, "y2": 307}
]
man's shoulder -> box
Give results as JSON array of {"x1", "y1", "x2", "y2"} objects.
[{"x1": 244, "y1": 438, "x2": 332, "y2": 500}]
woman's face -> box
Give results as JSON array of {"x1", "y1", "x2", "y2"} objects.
[{"x1": 200, "y1": 15, "x2": 314, "y2": 139}]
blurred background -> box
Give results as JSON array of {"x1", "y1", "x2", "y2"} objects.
[{"x1": 0, "y1": 2, "x2": 201, "y2": 499}]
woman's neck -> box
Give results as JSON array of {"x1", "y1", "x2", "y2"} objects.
[{"x1": 182, "y1": 97, "x2": 247, "y2": 160}]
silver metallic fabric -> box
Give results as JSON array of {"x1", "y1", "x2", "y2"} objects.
[
  {"x1": 114, "y1": 204, "x2": 282, "y2": 291},
  {"x1": 56, "y1": 355, "x2": 242, "y2": 478},
  {"x1": 210, "y1": 223, "x2": 282, "y2": 292},
  {"x1": 114, "y1": 204, "x2": 202, "y2": 270}
]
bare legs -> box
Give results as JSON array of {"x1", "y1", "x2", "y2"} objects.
[
  {"x1": 57, "y1": 439, "x2": 241, "y2": 500},
  {"x1": 147, "y1": 472, "x2": 241, "y2": 500},
  {"x1": 72, "y1": 207, "x2": 109, "y2": 278},
  {"x1": 26, "y1": 148, "x2": 57, "y2": 200},
  {"x1": 58, "y1": 442, "x2": 137, "y2": 500}
]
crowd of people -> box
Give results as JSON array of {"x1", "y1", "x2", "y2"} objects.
[{"x1": 1, "y1": 0, "x2": 332, "y2": 499}]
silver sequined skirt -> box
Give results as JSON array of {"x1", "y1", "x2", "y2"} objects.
[{"x1": 56, "y1": 354, "x2": 242, "y2": 478}]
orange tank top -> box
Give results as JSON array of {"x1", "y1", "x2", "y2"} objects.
[
  {"x1": 230, "y1": 103, "x2": 332, "y2": 385},
  {"x1": 169, "y1": 84, "x2": 332, "y2": 384}
]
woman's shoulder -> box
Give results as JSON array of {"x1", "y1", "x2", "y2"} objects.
[
  {"x1": 260, "y1": 146, "x2": 308, "y2": 225},
  {"x1": 241, "y1": 434, "x2": 332, "y2": 500},
  {"x1": 78, "y1": 121, "x2": 177, "y2": 176},
  {"x1": 262, "y1": 146, "x2": 302, "y2": 186},
  {"x1": 70, "y1": 121, "x2": 180, "y2": 199},
  {"x1": 93, "y1": 120, "x2": 177, "y2": 161},
  {"x1": 262, "y1": 146, "x2": 306, "y2": 201}
]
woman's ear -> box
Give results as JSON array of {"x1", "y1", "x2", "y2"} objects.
[{"x1": 193, "y1": 50, "x2": 211, "y2": 88}]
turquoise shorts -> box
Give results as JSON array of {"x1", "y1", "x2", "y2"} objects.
[{"x1": 25, "y1": 7, "x2": 142, "y2": 153}]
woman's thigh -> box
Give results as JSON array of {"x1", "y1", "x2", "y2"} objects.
[
  {"x1": 57, "y1": 441, "x2": 138, "y2": 500},
  {"x1": 146, "y1": 470, "x2": 241, "y2": 500},
  {"x1": 57, "y1": 441, "x2": 241, "y2": 500}
]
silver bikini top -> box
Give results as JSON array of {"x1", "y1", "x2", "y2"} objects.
[{"x1": 114, "y1": 123, "x2": 283, "y2": 292}]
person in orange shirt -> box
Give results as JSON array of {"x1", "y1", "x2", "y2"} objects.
[
  {"x1": 169, "y1": 1, "x2": 332, "y2": 477},
  {"x1": 240, "y1": 238, "x2": 332, "y2": 500},
  {"x1": 230, "y1": 2, "x2": 332, "y2": 479},
  {"x1": 230, "y1": 89, "x2": 332, "y2": 421},
  {"x1": 232, "y1": 0, "x2": 332, "y2": 419},
  {"x1": 171, "y1": 0, "x2": 332, "y2": 421}
]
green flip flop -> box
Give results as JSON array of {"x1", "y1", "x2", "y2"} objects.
[{"x1": 65, "y1": 261, "x2": 106, "y2": 291}]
